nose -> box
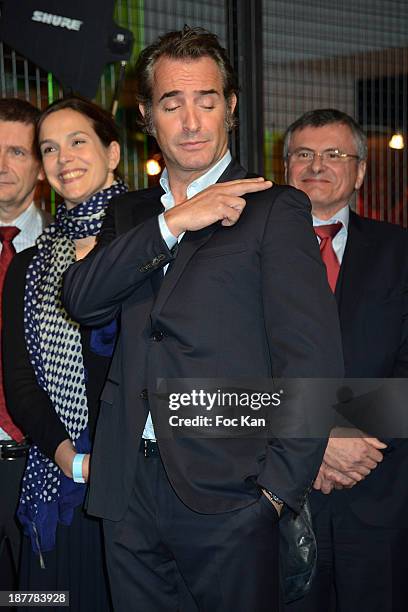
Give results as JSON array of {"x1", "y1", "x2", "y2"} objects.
[
  {"x1": 57, "y1": 145, "x2": 74, "y2": 165},
  {"x1": 310, "y1": 152, "x2": 325, "y2": 173},
  {"x1": 182, "y1": 104, "x2": 200, "y2": 133}
]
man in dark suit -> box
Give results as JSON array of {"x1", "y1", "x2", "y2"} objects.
[
  {"x1": 63, "y1": 28, "x2": 343, "y2": 612},
  {"x1": 284, "y1": 108, "x2": 408, "y2": 612},
  {"x1": 0, "y1": 98, "x2": 49, "y2": 606}
]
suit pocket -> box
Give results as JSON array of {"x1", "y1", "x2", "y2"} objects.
[
  {"x1": 194, "y1": 243, "x2": 248, "y2": 260},
  {"x1": 258, "y1": 492, "x2": 280, "y2": 521}
]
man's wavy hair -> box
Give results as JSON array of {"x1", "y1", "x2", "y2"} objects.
[{"x1": 134, "y1": 25, "x2": 239, "y2": 134}]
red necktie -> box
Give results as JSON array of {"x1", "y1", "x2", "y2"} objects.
[
  {"x1": 0, "y1": 226, "x2": 24, "y2": 441},
  {"x1": 314, "y1": 223, "x2": 342, "y2": 293}
]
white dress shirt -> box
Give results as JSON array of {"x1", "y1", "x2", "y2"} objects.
[
  {"x1": 142, "y1": 151, "x2": 233, "y2": 440},
  {"x1": 0, "y1": 202, "x2": 51, "y2": 254}
]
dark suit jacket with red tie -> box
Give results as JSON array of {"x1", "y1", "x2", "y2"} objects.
[
  {"x1": 62, "y1": 159, "x2": 344, "y2": 522},
  {"x1": 318, "y1": 209, "x2": 408, "y2": 527}
]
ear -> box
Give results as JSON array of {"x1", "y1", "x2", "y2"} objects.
[
  {"x1": 228, "y1": 93, "x2": 237, "y2": 115},
  {"x1": 108, "y1": 141, "x2": 121, "y2": 171},
  {"x1": 283, "y1": 160, "x2": 288, "y2": 184},
  {"x1": 139, "y1": 103, "x2": 146, "y2": 119},
  {"x1": 37, "y1": 165, "x2": 45, "y2": 181},
  {"x1": 354, "y1": 159, "x2": 366, "y2": 190}
]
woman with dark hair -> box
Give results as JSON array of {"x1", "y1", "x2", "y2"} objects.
[{"x1": 3, "y1": 96, "x2": 126, "y2": 610}]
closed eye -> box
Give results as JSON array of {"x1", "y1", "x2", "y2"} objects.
[
  {"x1": 163, "y1": 105, "x2": 180, "y2": 112},
  {"x1": 199, "y1": 94, "x2": 217, "y2": 110}
]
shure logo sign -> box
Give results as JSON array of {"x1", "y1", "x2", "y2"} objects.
[{"x1": 31, "y1": 11, "x2": 83, "y2": 31}]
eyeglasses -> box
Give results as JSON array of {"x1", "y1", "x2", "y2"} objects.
[{"x1": 287, "y1": 148, "x2": 360, "y2": 164}]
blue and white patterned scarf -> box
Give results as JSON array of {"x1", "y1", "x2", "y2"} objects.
[{"x1": 19, "y1": 180, "x2": 127, "y2": 556}]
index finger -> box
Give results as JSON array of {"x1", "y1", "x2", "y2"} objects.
[{"x1": 218, "y1": 178, "x2": 273, "y2": 196}]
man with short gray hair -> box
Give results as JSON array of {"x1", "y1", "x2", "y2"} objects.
[{"x1": 285, "y1": 108, "x2": 408, "y2": 612}]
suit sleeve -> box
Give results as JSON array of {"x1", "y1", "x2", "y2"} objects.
[
  {"x1": 255, "y1": 187, "x2": 344, "y2": 512},
  {"x1": 2, "y1": 252, "x2": 70, "y2": 460},
  {"x1": 62, "y1": 212, "x2": 174, "y2": 327}
]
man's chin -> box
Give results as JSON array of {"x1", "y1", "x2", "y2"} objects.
[
  {"x1": 175, "y1": 156, "x2": 218, "y2": 174},
  {"x1": 301, "y1": 189, "x2": 331, "y2": 206},
  {"x1": 0, "y1": 193, "x2": 18, "y2": 206}
]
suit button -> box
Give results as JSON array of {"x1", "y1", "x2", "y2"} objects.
[
  {"x1": 152, "y1": 330, "x2": 164, "y2": 342},
  {"x1": 152, "y1": 254, "x2": 166, "y2": 266},
  {"x1": 139, "y1": 389, "x2": 148, "y2": 400}
]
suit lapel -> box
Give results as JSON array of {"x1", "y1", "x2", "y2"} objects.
[
  {"x1": 151, "y1": 224, "x2": 218, "y2": 317},
  {"x1": 216, "y1": 158, "x2": 248, "y2": 183},
  {"x1": 151, "y1": 159, "x2": 247, "y2": 317},
  {"x1": 336, "y1": 210, "x2": 374, "y2": 318}
]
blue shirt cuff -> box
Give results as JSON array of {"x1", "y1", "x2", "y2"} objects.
[{"x1": 158, "y1": 213, "x2": 178, "y2": 251}]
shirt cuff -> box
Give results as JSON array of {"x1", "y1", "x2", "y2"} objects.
[{"x1": 158, "y1": 213, "x2": 178, "y2": 251}]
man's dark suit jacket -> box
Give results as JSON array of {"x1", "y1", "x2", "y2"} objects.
[
  {"x1": 314, "y1": 210, "x2": 408, "y2": 526},
  {"x1": 63, "y1": 160, "x2": 344, "y2": 522}
]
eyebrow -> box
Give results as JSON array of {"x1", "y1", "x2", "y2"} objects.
[
  {"x1": 7, "y1": 144, "x2": 30, "y2": 152},
  {"x1": 293, "y1": 147, "x2": 342, "y2": 152},
  {"x1": 39, "y1": 130, "x2": 89, "y2": 146},
  {"x1": 158, "y1": 89, "x2": 220, "y2": 103}
]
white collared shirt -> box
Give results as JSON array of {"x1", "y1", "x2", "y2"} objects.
[
  {"x1": 0, "y1": 202, "x2": 50, "y2": 254},
  {"x1": 143, "y1": 151, "x2": 232, "y2": 441},
  {"x1": 157, "y1": 150, "x2": 232, "y2": 251},
  {"x1": 313, "y1": 204, "x2": 349, "y2": 264}
]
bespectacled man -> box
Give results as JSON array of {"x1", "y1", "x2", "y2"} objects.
[{"x1": 285, "y1": 108, "x2": 408, "y2": 612}]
